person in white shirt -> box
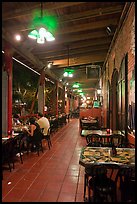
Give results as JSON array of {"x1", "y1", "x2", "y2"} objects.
[{"x1": 37, "y1": 112, "x2": 50, "y2": 136}]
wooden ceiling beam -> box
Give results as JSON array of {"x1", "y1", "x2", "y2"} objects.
[
  {"x1": 58, "y1": 18, "x2": 118, "y2": 35},
  {"x1": 53, "y1": 31, "x2": 111, "y2": 44},
  {"x1": 43, "y1": 31, "x2": 113, "y2": 47},
  {"x1": 52, "y1": 53, "x2": 106, "y2": 67},
  {"x1": 39, "y1": 49, "x2": 108, "y2": 62},
  {"x1": 42, "y1": 2, "x2": 86, "y2": 10},
  {"x1": 59, "y1": 5, "x2": 124, "y2": 23},
  {"x1": 32, "y1": 37, "x2": 112, "y2": 54},
  {"x1": 3, "y1": 16, "x2": 118, "y2": 34},
  {"x1": 66, "y1": 77, "x2": 99, "y2": 83},
  {"x1": 2, "y1": 2, "x2": 85, "y2": 20},
  {"x1": 37, "y1": 44, "x2": 109, "y2": 59},
  {"x1": 18, "y1": 30, "x2": 111, "y2": 53}
]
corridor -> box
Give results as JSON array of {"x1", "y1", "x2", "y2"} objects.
[{"x1": 2, "y1": 119, "x2": 87, "y2": 202}]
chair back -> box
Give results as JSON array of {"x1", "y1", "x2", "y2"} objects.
[
  {"x1": 110, "y1": 134, "x2": 124, "y2": 147},
  {"x1": 47, "y1": 127, "x2": 51, "y2": 136},
  {"x1": 41, "y1": 128, "x2": 44, "y2": 133},
  {"x1": 100, "y1": 135, "x2": 112, "y2": 147},
  {"x1": 115, "y1": 166, "x2": 135, "y2": 202},
  {"x1": 86, "y1": 134, "x2": 102, "y2": 147},
  {"x1": 116, "y1": 165, "x2": 135, "y2": 185},
  {"x1": 79, "y1": 118, "x2": 82, "y2": 128},
  {"x1": 2, "y1": 138, "x2": 15, "y2": 165},
  {"x1": 89, "y1": 164, "x2": 108, "y2": 179},
  {"x1": 33, "y1": 123, "x2": 44, "y2": 142}
]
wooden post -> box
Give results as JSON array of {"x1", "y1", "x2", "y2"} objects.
[
  {"x1": 4, "y1": 44, "x2": 13, "y2": 135},
  {"x1": 56, "y1": 81, "x2": 59, "y2": 117},
  {"x1": 30, "y1": 68, "x2": 45, "y2": 114}
]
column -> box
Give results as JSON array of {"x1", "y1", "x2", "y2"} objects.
[
  {"x1": 38, "y1": 69, "x2": 45, "y2": 114},
  {"x1": 56, "y1": 81, "x2": 59, "y2": 117},
  {"x1": 3, "y1": 44, "x2": 13, "y2": 135},
  {"x1": 2, "y1": 61, "x2": 8, "y2": 135}
]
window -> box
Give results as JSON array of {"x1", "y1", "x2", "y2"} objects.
[{"x1": 117, "y1": 54, "x2": 128, "y2": 134}]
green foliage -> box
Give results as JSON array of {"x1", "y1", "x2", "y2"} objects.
[{"x1": 12, "y1": 61, "x2": 39, "y2": 114}]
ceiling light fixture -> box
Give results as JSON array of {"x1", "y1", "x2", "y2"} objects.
[
  {"x1": 47, "y1": 61, "x2": 53, "y2": 68},
  {"x1": 63, "y1": 45, "x2": 74, "y2": 77},
  {"x1": 72, "y1": 82, "x2": 80, "y2": 88},
  {"x1": 28, "y1": 2, "x2": 55, "y2": 43},
  {"x1": 15, "y1": 34, "x2": 21, "y2": 41},
  {"x1": 77, "y1": 89, "x2": 82, "y2": 93},
  {"x1": 97, "y1": 88, "x2": 101, "y2": 95}
]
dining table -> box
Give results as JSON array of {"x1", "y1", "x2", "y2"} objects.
[
  {"x1": 81, "y1": 119, "x2": 97, "y2": 124},
  {"x1": 79, "y1": 146, "x2": 135, "y2": 168},
  {"x1": 81, "y1": 119, "x2": 98, "y2": 128},
  {"x1": 81, "y1": 129, "x2": 123, "y2": 137},
  {"x1": 2, "y1": 137, "x2": 9, "y2": 143},
  {"x1": 12, "y1": 124, "x2": 29, "y2": 133},
  {"x1": 2, "y1": 125, "x2": 30, "y2": 143}
]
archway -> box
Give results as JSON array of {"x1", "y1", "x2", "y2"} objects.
[
  {"x1": 106, "y1": 80, "x2": 110, "y2": 128},
  {"x1": 110, "y1": 69, "x2": 119, "y2": 130}
]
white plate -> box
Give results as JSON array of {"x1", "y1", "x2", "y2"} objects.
[{"x1": 13, "y1": 133, "x2": 19, "y2": 136}]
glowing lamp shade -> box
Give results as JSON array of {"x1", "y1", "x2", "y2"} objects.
[
  {"x1": 73, "y1": 83, "x2": 80, "y2": 88},
  {"x1": 39, "y1": 27, "x2": 55, "y2": 41},
  {"x1": 79, "y1": 93, "x2": 84, "y2": 96},
  {"x1": 45, "y1": 31, "x2": 55, "y2": 41},
  {"x1": 63, "y1": 72, "x2": 69, "y2": 77},
  {"x1": 28, "y1": 27, "x2": 55, "y2": 43},
  {"x1": 69, "y1": 73, "x2": 73, "y2": 77},
  {"x1": 77, "y1": 89, "x2": 82, "y2": 93},
  {"x1": 28, "y1": 30, "x2": 39, "y2": 39},
  {"x1": 39, "y1": 28, "x2": 46, "y2": 36},
  {"x1": 37, "y1": 34, "x2": 45, "y2": 44},
  {"x1": 97, "y1": 89, "x2": 101, "y2": 95},
  {"x1": 63, "y1": 69, "x2": 74, "y2": 78}
]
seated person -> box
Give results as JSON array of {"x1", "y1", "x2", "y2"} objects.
[
  {"x1": 26, "y1": 117, "x2": 43, "y2": 151},
  {"x1": 13, "y1": 114, "x2": 21, "y2": 125},
  {"x1": 37, "y1": 112, "x2": 50, "y2": 136}
]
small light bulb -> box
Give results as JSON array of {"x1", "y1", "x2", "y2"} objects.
[{"x1": 15, "y1": 35, "x2": 21, "y2": 41}]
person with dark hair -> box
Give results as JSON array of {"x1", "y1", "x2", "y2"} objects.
[
  {"x1": 13, "y1": 114, "x2": 21, "y2": 125},
  {"x1": 37, "y1": 112, "x2": 50, "y2": 136},
  {"x1": 27, "y1": 117, "x2": 43, "y2": 152}
]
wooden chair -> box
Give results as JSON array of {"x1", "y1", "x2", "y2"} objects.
[
  {"x1": 110, "y1": 134, "x2": 125, "y2": 147},
  {"x1": 26, "y1": 131, "x2": 44, "y2": 156},
  {"x1": 100, "y1": 135, "x2": 112, "y2": 147},
  {"x1": 88, "y1": 164, "x2": 119, "y2": 202},
  {"x1": 83, "y1": 166, "x2": 94, "y2": 201},
  {"x1": 13, "y1": 133, "x2": 27, "y2": 164},
  {"x1": 115, "y1": 165, "x2": 135, "y2": 202},
  {"x1": 83, "y1": 134, "x2": 102, "y2": 199},
  {"x1": 42, "y1": 127, "x2": 52, "y2": 150},
  {"x1": 2, "y1": 138, "x2": 15, "y2": 172},
  {"x1": 86, "y1": 134, "x2": 102, "y2": 147}
]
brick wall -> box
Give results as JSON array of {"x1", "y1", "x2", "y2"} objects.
[{"x1": 102, "y1": 3, "x2": 135, "y2": 144}]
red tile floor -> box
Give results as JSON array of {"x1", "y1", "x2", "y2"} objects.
[
  {"x1": 2, "y1": 118, "x2": 122, "y2": 202},
  {"x1": 2, "y1": 118, "x2": 88, "y2": 202}
]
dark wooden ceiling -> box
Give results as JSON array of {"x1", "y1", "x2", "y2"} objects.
[{"x1": 2, "y1": 2, "x2": 128, "y2": 98}]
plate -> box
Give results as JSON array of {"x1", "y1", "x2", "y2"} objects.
[
  {"x1": 13, "y1": 133, "x2": 19, "y2": 136},
  {"x1": 2, "y1": 137, "x2": 8, "y2": 140},
  {"x1": 83, "y1": 152, "x2": 90, "y2": 156}
]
